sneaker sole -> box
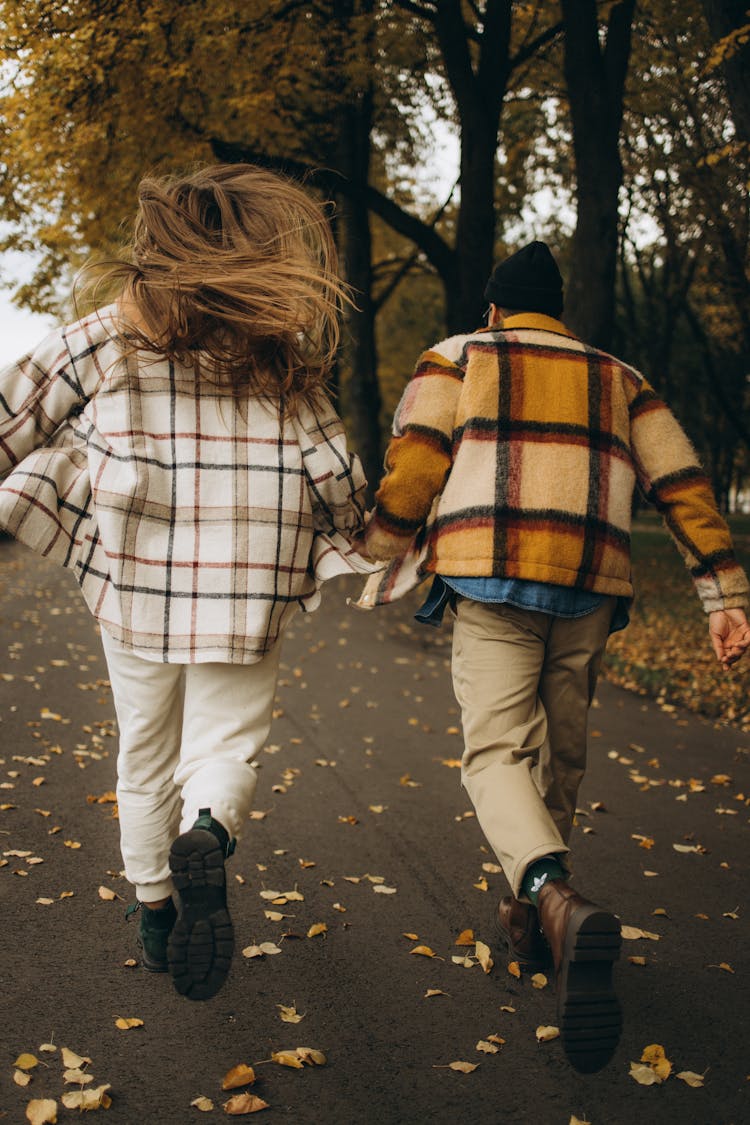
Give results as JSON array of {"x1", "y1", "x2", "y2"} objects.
[
  {"x1": 557, "y1": 905, "x2": 622, "y2": 1074},
  {"x1": 167, "y1": 827, "x2": 234, "y2": 1001}
]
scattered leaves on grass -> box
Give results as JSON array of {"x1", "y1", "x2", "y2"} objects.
[{"x1": 221, "y1": 1064, "x2": 256, "y2": 1090}]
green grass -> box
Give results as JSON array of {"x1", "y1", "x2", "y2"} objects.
[{"x1": 602, "y1": 516, "x2": 750, "y2": 731}]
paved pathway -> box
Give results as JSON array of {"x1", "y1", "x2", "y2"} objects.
[{"x1": 0, "y1": 540, "x2": 747, "y2": 1124}]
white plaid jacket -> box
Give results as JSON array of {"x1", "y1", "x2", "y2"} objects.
[{"x1": 0, "y1": 307, "x2": 370, "y2": 662}]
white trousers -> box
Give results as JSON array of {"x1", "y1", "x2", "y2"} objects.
[{"x1": 101, "y1": 631, "x2": 281, "y2": 901}]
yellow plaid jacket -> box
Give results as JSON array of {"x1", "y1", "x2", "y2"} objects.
[{"x1": 364, "y1": 314, "x2": 748, "y2": 613}]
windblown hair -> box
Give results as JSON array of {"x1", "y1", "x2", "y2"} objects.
[{"x1": 87, "y1": 163, "x2": 348, "y2": 409}]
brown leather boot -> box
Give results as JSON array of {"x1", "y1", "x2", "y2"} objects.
[
  {"x1": 496, "y1": 896, "x2": 550, "y2": 969},
  {"x1": 537, "y1": 880, "x2": 622, "y2": 1074}
]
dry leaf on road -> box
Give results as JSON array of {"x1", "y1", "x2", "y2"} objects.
[
  {"x1": 222, "y1": 1064, "x2": 256, "y2": 1090},
  {"x1": 535, "y1": 1026, "x2": 560, "y2": 1042},
  {"x1": 25, "y1": 1099, "x2": 57, "y2": 1125},
  {"x1": 223, "y1": 1092, "x2": 269, "y2": 1114},
  {"x1": 190, "y1": 1095, "x2": 215, "y2": 1111}
]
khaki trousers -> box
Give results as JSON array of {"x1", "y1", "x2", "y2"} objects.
[{"x1": 451, "y1": 597, "x2": 615, "y2": 899}]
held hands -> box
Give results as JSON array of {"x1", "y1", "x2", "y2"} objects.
[{"x1": 709, "y1": 608, "x2": 750, "y2": 670}]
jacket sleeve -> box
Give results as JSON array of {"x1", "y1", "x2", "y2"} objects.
[
  {"x1": 628, "y1": 377, "x2": 749, "y2": 612},
  {"x1": 364, "y1": 347, "x2": 463, "y2": 559},
  {"x1": 0, "y1": 326, "x2": 92, "y2": 480},
  {"x1": 294, "y1": 394, "x2": 367, "y2": 540}
]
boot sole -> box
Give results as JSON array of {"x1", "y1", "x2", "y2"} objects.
[
  {"x1": 167, "y1": 827, "x2": 234, "y2": 1001},
  {"x1": 557, "y1": 905, "x2": 622, "y2": 1074}
]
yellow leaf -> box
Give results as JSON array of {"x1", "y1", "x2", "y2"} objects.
[
  {"x1": 15, "y1": 1053, "x2": 39, "y2": 1071},
  {"x1": 535, "y1": 1026, "x2": 560, "y2": 1042},
  {"x1": 60, "y1": 1048, "x2": 90, "y2": 1069},
  {"x1": 221, "y1": 1064, "x2": 256, "y2": 1090},
  {"x1": 424, "y1": 989, "x2": 448, "y2": 998},
  {"x1": 403, "y1": 932, "x2": 419, "y2": 940},
  {"x1": 641, "y1": 1043, "x2": 672, "y2": 1080},
  {"x1": 368, "y1": 804, "x2": 386, "y2": 814},
  {"x1": 621, "y1": 925, "x2": 660, "y2": 941},
  {"x1": 455, "y1": 929, "x2": 475, "y2": 946},
  {"x1": 628, "y1": 956, "x2": 647, "y2": 966},
  {"x1": 190, "y1": 1096, "x2": 215, "y2": 1111},
  {"x1": 481, "y1": 862, "x2": 503, "y2": 874},
  {"x1": 14, "y1": 1070, "x2": 32, "y2": 1087},
  {"x1": 507, "y1": 961, "x2": 521, "y2": 979},
  {"x1": 114, "y1": 1016, "x2": 144, "y2": 1030},
  {"x1": 444, "y1": 1061, "x2": 479, "y2": 1073},
  {"x1": 61, "y1": 1085, "x2": 112, "y2": 1110},
  {"x1": 25, "y1": 1099, "x2": 58, "y2": 1125},
  {"x1": 651, "y1": 908, "x2": 668, "y2": 917},
  {"x1": 570, "y1": 1117, "x2": 591, "y2": 1125},
  {"x1": 271, "y1": 1051, "x2": 304, "y2": 1069},
  {"x1": 452, "y1": 954, "x2": 475, "y2": 967},
  {"x1": 222, "y1": 1093, "x2": 269, "y2": 1114},
  {"x1": 277, "y1": 1004, "x2": 304, "y2": 1024},
  {"x1": 475, "y1": 940, "x2": 494, "y2": 974},
  {"x1": 411, "y1": 945, "x2": 437, "y2": 958},
  {"x1": 473, "y1": 877, "x2": 489, "y2": 892},
  {"x1": 306, "y1": 923, "x2": 327, "y2": 938},
  {"x1": 476, "y1": 1039, "x2": 499, "y2": 1054},
  {"x1": 718, "y1": 962, "x2": 734, "y2": 973},
  {"x1": 629, "y1": 1062, "x2": 662, "y2": 1086},
  {"x1": 372, "y1": 884, "x2": 397, "y2": 894},
  {"x1": 98, "y1": 886, "x2": 118, "y2": 901},
  {"x1": 531, "y1": 972, "x2": 548, "y2": 989},
  {"x1": 294, "y1": 1047, "x2": 326, "y2": 1066},
  {"x1": 36, "y1": 898, "x2": 55, "y2": 906},
  {"x1": 500, "y1": 1005, "x2": 516, "y2": 1013},
  {"x1": 676, "y1": 1070, "x2": 705, "y2": 1087}
]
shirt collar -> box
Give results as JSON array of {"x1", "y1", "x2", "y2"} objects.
[{"x1": 481, "y1": 313, "x2": 578, "y2": 339}]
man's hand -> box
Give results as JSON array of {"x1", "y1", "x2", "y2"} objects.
[{"x1": 709, "y1": 608, "x2": 750, "y2": 669}]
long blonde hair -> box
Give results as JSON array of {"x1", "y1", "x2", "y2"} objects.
[{"x1": 88, "y1": 164, "x2": 347, "y2": 409}]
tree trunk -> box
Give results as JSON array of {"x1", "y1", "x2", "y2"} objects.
[
  {"x1": 562, "y1": 0, "x2": 635, "y2": 349},
  {"x1": 701, "y1": 0, "x2": 750, "y2": 143}
]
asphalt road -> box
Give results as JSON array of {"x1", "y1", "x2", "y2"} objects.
[{"x1": 0, "y1": 539, "x2": 747, "y2": 1125}]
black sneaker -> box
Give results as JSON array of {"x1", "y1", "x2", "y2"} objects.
[
  {"x1": 167, "y1": 808, "x2": 235, "y2": 1001},
  {"x1": 126, "y1": 899, "x2": 177, "y2": 972}
]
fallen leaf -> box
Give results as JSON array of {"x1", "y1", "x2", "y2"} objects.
[
  {"x1": 25, "y1": 1099, "x2": 58, "y2": 1125},
  {"x1": 294, "y1": 1047, "x2": 326, "y2": 1066},
  {"x1": 15, "y1": 1053, "x2": 39, "y2": 1071},
  {"x1": 403, "y1": 932, "x2": 419, "y2": 941},
  {"x1": 531, "y1": 973, "x2": 548, "y2": 989},
  {"x1": 476, "y1": 1040, "x2": 499, "y2": 1054},
  {"x1": 507, "y1": 961, "x2": 521, "y2": 979},
  {"x1": 61, "y1": 1085, "x2": 112, "y2": 1110},
  {"x1": 15, "y1": 1070, "x2": 32, "y2": 1087},
  {"x1": 434, "y1": 1061, "x2": 479, "y2": 1074},
  {"x1": 222, "y1": 1064, "x2": 256, "y2": 1090},
  {"x1": 277, "y1": 1004, "x2": 305, "y2": 1024},
  {"x1": 36, "y1": 898, "x2": 55, "y2": 906},
  {"x1": 411, "y1": 945, "x2": 437, "y2": 958},
  {"x1": 628, "y1": 956, "x2": 647, "y2": 966},
  {"x1": 500, "y1": 1005, "x2": 516, "y2": 1013},
  {"x1": 452, "y1": 954, "x2": 476, "y2": 968},
  {"x1": 475, "y1": 940, "x2": 494, "y2": 974},
  {"x1": 424, "y1": 989, "x2": 448, "y2": 998},
  {"x1": 306, "y1": 923, "x2": 327, "y2": 938},
  {"x1": 621, "y1": 925, "x2": 660, "y2": 941},
  {"x1": 641, "y1": 1043, "x2": 672, "y2": 1080},
  {"x1": 114, "y1": 1016, "x2": 144, "y2": 1029},
  {"x1": 473, "y1": 877, "x2": 489, "y2": 892},
  {"x1": 60, "y1": 1048, "x2": 90, "y2": 1069},
  {"x1": 62, "y1": 1067, "x2": 93, "y2": 1085},
  {"x1": 652, "y1": 908, "x2": 669, "y2": 917},
  {"x1": 190, "y1": 1096, "x2": 215, "y2": 1111},
  {"x1": 675, "y1": 1070, "x2": 705, "y2": 1088},
  {"x1": 98, "y1": 886, "x2": 120, "y2": 901},
  {"x1": 673, "y1": 843, "x2": 703, "y2": 854},
  {"x1": 569, "y1": 1117, "x2": 591, "y2": 1125},
  {"x1": 222, "y1": 1093, "x2": 269, "y2": 1114},
  {"x1": 372, "y1": 884, "x2": 397, "y2": 894},
  {"x1": 629, "y1": 1062, "x2": 662, "y2": 1086},
  {"x1": 455, "y1": 929, "x2": 475, "y2": 946},
  {"x1": 535, "y1": 1026, "x2": 560, "y2": 1042},
  {"x1": 481, "y1": 862, "x2": 503, "y2": 874},
  {"x1": 271, "y1": 1051, "x2": 304, "y2": 1069}
]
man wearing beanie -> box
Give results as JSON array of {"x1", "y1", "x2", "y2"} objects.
[{"x1": 358, "y1": 240, "x2": 750, "y2": 1074}]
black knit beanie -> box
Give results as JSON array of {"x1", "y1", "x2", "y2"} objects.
[{"x1": 483, "y1": 241, "x2": 564, "y2": 317}]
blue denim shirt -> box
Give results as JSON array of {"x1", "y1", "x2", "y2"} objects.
[{"x1": 415, "y1": 575, "x2": 630, "y2": 635}]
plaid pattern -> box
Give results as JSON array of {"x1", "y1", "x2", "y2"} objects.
[
  {"x1": 362, "y1": 313, "x2": 748, "y2": 613},
  {"x1": 0, "y1": 307, "x2": 369, "y2": 662}
]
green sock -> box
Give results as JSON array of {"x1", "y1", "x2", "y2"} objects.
[{"x1": 521, "y1": 856, "x2": 566, "y2": 905}]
